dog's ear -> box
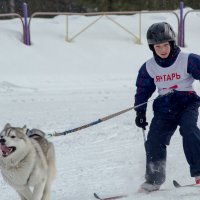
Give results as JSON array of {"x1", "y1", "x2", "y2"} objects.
[
  {"x1": 4, "y1": 123, "x2": 11, "y2": 129},
  {"x1": 22, "y1": 125, "x2": 27, "y2": 134},
  {"x1": 22, "y1": 125, "x2": 27, "y2": 129}
]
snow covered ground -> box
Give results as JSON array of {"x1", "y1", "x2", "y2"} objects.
[{"x1": 0, "y1": 8, "x2": 200, "y2": 200}]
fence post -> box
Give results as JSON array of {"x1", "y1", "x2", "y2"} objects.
[
  {"x1": 139, "y1": 11, "x2": 142, "y2": 44},
  {"x1": 179, "y1": 1, "x2": 184, "y2": 47},
  {"x1": 23, "y1": 2, "x2": 30, "y2": 45}
]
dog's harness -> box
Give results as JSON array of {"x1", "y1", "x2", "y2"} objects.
[{"x1": 26, "y1": 129, "x2": 45, "y2": 138}]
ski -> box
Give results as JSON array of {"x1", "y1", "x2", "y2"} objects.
[
  {"x1": 93, "y1": 193, "x2": 128, "y2": 200},
  {"x1": 173, "y1": 180, "x2": 200, "y2": 188},
  {"x1": 93, "y1": 187, "x2": 170, "y2": 200}
]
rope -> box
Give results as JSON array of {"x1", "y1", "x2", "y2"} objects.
[
  {"x1": 48, "y1": 90, "x2": 174, "y2": 137},
  {"x1": 48, "y1": 98, "x2": 155, "y2": 137}
]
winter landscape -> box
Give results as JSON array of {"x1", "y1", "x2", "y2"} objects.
[{"x1": 0, "y1": 7, "x2": 200, "y2": 200}]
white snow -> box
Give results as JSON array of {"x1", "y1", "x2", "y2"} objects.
[{"x1": 0, "y1": 9, "x2": 200, "y2": 200}]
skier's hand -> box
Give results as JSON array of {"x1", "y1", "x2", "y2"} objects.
[{"x1": 135, "y1": 111, "x2": 148, "y2": 130}]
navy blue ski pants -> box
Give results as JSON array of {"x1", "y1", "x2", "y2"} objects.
[{"x1": 145, "y1": 102, "x2": 200, "y2": 185}]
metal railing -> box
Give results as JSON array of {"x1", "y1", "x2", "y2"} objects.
[
  {"x1": 0, "y1": 13, "x2": 25, "y2": 43},
  {"x1": 183, "y1": 9, "x2": 200, "y2": 47},
  {"x1": 28, "y1": 11, "x2": 141, "y2": 45},
  {"x1": 28, "y1": 10, "x2": 179, "y2": 45}
]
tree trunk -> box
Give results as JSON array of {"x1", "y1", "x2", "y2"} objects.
[{"x1": 9, "y1": 0, "x2": 15, "y2": 13}]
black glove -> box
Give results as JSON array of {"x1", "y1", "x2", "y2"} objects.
[{"x1": 135, "y1": 111, "x2": 148, "y2": 130}]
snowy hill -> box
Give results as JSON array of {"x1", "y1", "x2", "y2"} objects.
[{"x1": 0, "y1": 10, "x2": 200, "y2": 200}]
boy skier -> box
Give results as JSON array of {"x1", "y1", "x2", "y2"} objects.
[{"x1": 134, "y1": 22, "x2": 200, "y2": 192}]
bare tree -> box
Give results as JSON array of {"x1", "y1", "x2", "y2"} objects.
[
  {"x1": 2, "y1": 0, "x2": 200, "y2": 15},
  {"x1": 9, "y1": 0, "x2": 15, "y2": 13}
]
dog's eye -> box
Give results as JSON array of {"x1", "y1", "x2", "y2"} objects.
[{"x1": 11, "y1": 136, "x2": 16, "y2": 138}]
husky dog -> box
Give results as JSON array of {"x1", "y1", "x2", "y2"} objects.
[{"x1": 0, "y1": 123, "x2": 56, "y2": 200}]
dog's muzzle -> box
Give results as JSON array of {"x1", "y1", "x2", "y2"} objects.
[{"x1": 0, "y1": 140, "x2": 16, "y2": 157}]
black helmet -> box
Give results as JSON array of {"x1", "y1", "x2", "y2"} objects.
[{"x1": 147, "y1": 22, "x2": 175, "y2": 45}]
